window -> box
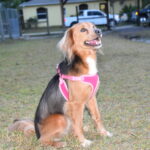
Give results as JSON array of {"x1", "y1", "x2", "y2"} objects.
[
  {"x1": 79, "y1": 4, "x2": 88, "y2": 11},
  {"x1": 87, "y1": 11, "x2": 103, "y2": 16},
  {"x1": 37, "y1": 7, "x2": 47, "y2": 20}
]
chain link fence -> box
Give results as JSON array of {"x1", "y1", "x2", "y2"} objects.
[{"x1": 0, "y1": 4, "x2": 20, "y2": 41}]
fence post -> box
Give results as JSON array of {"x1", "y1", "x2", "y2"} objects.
[
  {"x1": 6, "y1": 8, "x2": 12, "y2": 38},
  {"x1": 76, "y1": 6, "x2": 79, "y2": 23},
  {"x1": 46, "y1": 9, "x2": 50, "y2": 35},
  {"x1": 0, "y1": 7, "x2": 5, "y2": 40}
]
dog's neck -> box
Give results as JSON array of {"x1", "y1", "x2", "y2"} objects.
[
  {"x1": 71, "y1": 54, "x2": 97, "y2": 75},
  {"x1": 79, "y1": 49, "x2": 98, "y2": 75},
  {"x1": 65, "y1": 50, "x2": 98, "y2": 75}
]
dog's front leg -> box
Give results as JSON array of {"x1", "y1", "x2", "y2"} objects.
[
  {"x1": 86, "y1": 97, "x2": 113, "y2": 137},
  {"x1": 66, "y1": 102, "x2": 92, "y2": 147}
]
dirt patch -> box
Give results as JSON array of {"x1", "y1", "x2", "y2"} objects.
[{"x1": 112, "y1": 25, "x2": 150, "y2": 44}]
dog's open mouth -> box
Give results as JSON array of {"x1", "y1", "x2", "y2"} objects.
[{"x1": 84, "y1": 37, "x2": 101, "y2": 47}]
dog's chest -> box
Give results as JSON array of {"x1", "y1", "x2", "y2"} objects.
[{"x1": 86, "y1": 57, "x2": 97, "y2": 75}]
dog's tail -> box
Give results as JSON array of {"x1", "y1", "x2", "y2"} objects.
[{"x1": 8, "y1": 119, "x2": 35, "y2": 136}]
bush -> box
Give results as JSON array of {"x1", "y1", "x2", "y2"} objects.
[
  {"x1": 26, "y1": 17, "x2": 38, "y2": 29},
  {"x1": 120, "y1": 5, "x2": 137, "y2": 21}
]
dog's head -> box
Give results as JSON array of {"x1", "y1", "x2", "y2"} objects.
[{"x1": 58, "y1": 22, "x2": 102, "y2": 62}]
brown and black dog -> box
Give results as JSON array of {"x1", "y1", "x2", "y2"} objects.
[{"x1": 8, "y1": 22, "x2": 112, "y2": 148}]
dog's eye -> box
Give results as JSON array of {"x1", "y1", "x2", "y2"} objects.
[{"x1": 80, "y1": 28, "x2": 88, "y2": 32}]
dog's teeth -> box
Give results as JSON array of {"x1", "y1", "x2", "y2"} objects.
[{"x1": 96, "y1": 41, "x2": 100, "y2": 45}]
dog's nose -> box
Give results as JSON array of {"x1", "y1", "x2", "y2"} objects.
[{"x1": 95, "y1": 29, "x2": 102, "y2": 37}]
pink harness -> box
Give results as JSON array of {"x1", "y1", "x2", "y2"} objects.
[{"x1": 57, "y1": 68, "x2": 100, "y2": 101}]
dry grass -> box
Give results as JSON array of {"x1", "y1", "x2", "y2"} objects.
[{"x1": 0, "y1": 32, "x2": 149, "y2": 150}]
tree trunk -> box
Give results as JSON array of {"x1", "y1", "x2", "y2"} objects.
[
  {"x1": 60, "y1": 0, "x2": 65, "y2": 27},
  {"x1": 137, "y1": 0, "x2": 140, "y2": 26},
  {"x1": 106, "y1": 0, "x2": 110, "y2": 30}
]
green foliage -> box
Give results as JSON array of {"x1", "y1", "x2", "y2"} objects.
[
  {"x1": 109, "y1": 0, "x2": 126, "y2": 5},
  {"x1": 26, "y1": 17, "x2": 38, "y2": 29},
  {"x1": 0, "y1": 0, "x2": 28, "y2": 8},
  {"x1": 120, "y1": 4, "x2": 137, "y2": 21},
  {"x1": 142, "y1": 0, "x2": 150, "y2": 7}
]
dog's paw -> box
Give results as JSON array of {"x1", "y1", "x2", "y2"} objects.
[
  {"x1": 105, "y1": 131, "x2": 113, "y2": 137},
  {"x1": 83, "y1": 125, "x2": 89, "y2": 132},
  {"x1": 100, "y1": 129, "x2": 113, "y2": 137},
  {"x1": 81, "y1": 139, "x2": 93, "y2": 147}
]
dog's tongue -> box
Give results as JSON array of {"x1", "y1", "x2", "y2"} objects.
[
  {"x1": 88, "y1": 40, "x2": 99, "y2": 46},
  {"x1": 90, "y1": 40, "x2": 97, "y2": 45}
]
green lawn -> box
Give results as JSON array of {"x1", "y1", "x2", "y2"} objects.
[{"x1": 0, "y1": 33, "x2": 149, "y2": 150}]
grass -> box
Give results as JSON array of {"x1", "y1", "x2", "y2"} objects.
[{"x1": 0, "y1": 32, "x2": 150, "y2": 150}]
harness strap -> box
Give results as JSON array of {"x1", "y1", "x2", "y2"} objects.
[
  {"x1": 57, "y1": 67, "x2": 99, "y2": 101},
  {"x1": 59, "y1": 77, "x2": 69, "y2": 101},
  {"x1": 57, "y1": 67, "x2": 84, "y2": 81},
  {"x1": 61, "y1": 74, "x2": 84, "y2": 81}
]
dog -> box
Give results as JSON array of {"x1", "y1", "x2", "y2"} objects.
[{"x1": 8, "y1": 22, "x2": 112, "y2": 148}]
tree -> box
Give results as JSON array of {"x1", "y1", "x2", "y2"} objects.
[
  {"x1": 109, "y1": 0, "x2": 126, "y2": 5},
  {"x1": 142, "y1": 0, "x2": 149, "y2": 7},
  {"x1": 137, "y1": 0, "x2": 140, "y2": 26},
  {"x1": 106, "y1": 0, "x2": 110, "y2": 30},
  {"x1": 0, "y1": 0, "x2": 30, "y2": 8},
  {"x1": 59, "y1": 0, "x2": 68, "y2": 27},
  {"x1": 101, "y1": 0, "x2": 126, "y2": 30},
  {"x1": 109, "y1": 0, "x2": 126, "y2": 10}
]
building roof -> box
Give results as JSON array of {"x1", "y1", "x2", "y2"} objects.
[{"x1": 20, "y1": 0, "x2": 97, "y2": 7}]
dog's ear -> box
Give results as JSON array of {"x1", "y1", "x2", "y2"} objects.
[{"x1": 57, "y1": 28, "x2": 74, "y2": 62}]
